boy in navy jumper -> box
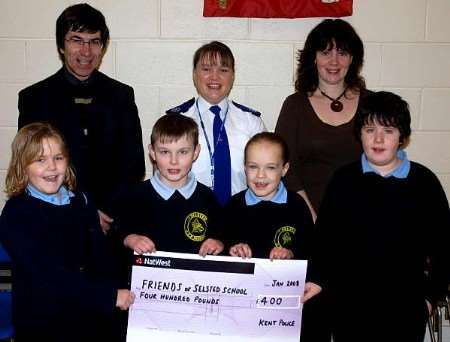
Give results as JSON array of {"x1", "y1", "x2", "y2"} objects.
[
  {"x1": 115, "y1": 114, "x2": 224, "y2": 258},
  {"x1": 308, "y1": 91, "x2": 450, "y2": 341}
]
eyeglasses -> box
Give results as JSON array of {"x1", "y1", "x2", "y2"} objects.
[{"x1": 65, "y1": 37, "x2": 103, "y2": 50}]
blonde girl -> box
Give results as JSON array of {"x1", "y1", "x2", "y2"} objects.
[{"x1": 0, "y1": 123, "x2": 134, "y2": 342}]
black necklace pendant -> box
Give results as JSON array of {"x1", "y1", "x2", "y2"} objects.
[
  {"x1": 330, "y1": 100, "x2": 343, "y2": 112},
  {"x1": 319, "y1": 87, "x2": 348, "y2": 112}
]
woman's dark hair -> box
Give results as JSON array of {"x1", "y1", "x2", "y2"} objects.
[
  {"x1": 193, "y1": 41, "x2": 235, "y2": 71},
  {"x1": 56, "y1": 3, "x2": 110, "y2": 61},
  {"x1": 354, "y1": 91, "x2": 411, "y2": 144},
  {"x1": 295, "y1": 19, "x2": 365, "y2": 94}
]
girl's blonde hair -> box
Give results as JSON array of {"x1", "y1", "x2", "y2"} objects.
[{"x1": 5, "y1": 122, "x2": 76, "y2": 197}]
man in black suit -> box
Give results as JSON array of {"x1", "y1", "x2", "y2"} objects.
[{"x1": 18, "y1": 3, "x2": 145, "y2": 232}]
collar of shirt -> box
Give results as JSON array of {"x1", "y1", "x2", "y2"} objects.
[
  {"x1": 150, "y1": 170, "x2": 197, "y2": 200},
  {"x1": 245, "y1": 181, "x2": 288, "y2": 206},
  {"x1": 26, "y1": 184, "x2": 74, "y2": 205},
  {"x1": 197, "y1": 97, "x2": 229, "y2": 121},
  {"x1": 63, "y1": 66, "x2": 95, "y2": 86},
  {"x1": 361, "y1": 149, "x2": 410, "y2": 178}
]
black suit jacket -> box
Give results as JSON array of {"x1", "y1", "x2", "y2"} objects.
[{"x1": 18, "y1": 68, "x2": 145, "y2": 214}]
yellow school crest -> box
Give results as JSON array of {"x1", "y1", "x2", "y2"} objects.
[
  {"x1": 274, "y1": 226, "x2": 296, "y2": 248},
  {"x1": 184, "y1": 212, "x2": 208, "y2": 242}
]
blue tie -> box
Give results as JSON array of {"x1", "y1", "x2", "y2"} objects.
[{"x1": 210, "y1": 105, "x2": 231, "y2": 206}]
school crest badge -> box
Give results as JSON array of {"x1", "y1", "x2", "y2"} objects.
[
  {"x1": 274, "y1": 226, "x2": 296, "y2": 248},
  {"x1": 184, "y1": 212, "x2": 208, "y2": 242}
]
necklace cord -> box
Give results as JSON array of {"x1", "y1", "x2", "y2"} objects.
[
  {"x1": 319, "y1": 87, "x2": 348, "y2": 102},
  {"x1": 318, "y1": 86, "x2": 348, "y2": 112}
]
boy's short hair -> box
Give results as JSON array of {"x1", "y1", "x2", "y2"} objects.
[
  {"x1": 5, "y1": 122, "x2": 76, "y2": 197},
  {"x1": 244, "y1": 132, "x2": 289, "y2": 165},
  {"x1": 151, "y1": 114, "x2": 199, "y2": 146},
  {"x1": 56, "y1": 3, "x2": 110, "y2": 61},
  {"x1": 355, "y1": 91, "x2": 412, "y2": 144},
  {"x1": 193, "y1": 41, "x2": 235, "y2": 71}
]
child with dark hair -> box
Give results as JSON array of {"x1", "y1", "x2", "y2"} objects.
[{"x1": 308, "y1": 91, "x2": 450, "y2": 341}]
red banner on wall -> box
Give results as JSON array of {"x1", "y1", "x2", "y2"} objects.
[{"x1": 203, "y1": 0, "x2": 353, "y2": 18}]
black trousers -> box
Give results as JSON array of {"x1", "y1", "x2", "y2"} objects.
[{"x1": 301, "y1": 292, "x2": 332, "y2": 342}]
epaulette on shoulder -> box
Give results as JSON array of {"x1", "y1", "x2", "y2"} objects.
[
  {"x1": 165, "y1": 98, "x2": 195, "y2": 114},
  {"x1": 232, "y1": 101, "x2": 261, "y2": 117}
]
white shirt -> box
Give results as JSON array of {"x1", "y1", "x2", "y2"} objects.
[{"x1": 174, "y1": 97, "x2": 266, "y2": 195}]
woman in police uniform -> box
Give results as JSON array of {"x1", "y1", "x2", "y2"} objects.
[{"x1": 166, "y1": 41, "x2": 266, "y2": 206}]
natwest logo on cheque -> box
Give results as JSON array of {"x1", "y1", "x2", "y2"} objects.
[{"x1": 136, "y1": 256, "x2": 172, "y2": 267}]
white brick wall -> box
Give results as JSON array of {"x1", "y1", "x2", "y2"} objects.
[{"x1": 1, "y1": 0, "x2": 450, "y2": 206}]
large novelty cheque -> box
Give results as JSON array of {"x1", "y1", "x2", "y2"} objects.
[{"x1": 127, "y1": 251, "x2": 307, "y2": 342}]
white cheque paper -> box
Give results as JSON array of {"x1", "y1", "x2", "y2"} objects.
[{"x1": 127, "y1": 251, "x2": 307, "y2": 342}]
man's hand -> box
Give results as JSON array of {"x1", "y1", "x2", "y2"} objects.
[
  {"x1": 98, "y1": 210, "x2": 114, "y2": 234},
  {"x1": 302, "y1": 282, "x2": 322, "y2": 303},
  {"x1": 116, "y1": 289, "x2": 135, "y2": 310}
]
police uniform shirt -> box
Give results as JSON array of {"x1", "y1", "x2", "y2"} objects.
[{"x1": 167, "y1": 97, "x2": 266, "y2": 195}]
